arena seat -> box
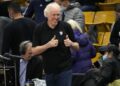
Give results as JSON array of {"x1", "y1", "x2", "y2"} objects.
[
  {"x1": 91, "y1": 53, "x2": 101, "y2": 64},
  {"x1": 93, "y1": 32, "x2": 105, "y2": 47},
  {"x1": 102, "y1": 32, "x2": 111, "y2": 46},
  {"x1": 105, "y1": 0, "x2": 120, "y2": 3},
  {"x1": 83, "y1": 12, "x2": 95, "y2": 31},
  {"x1": 93, "y1": 11, "x2": 116, "y2": 31},
  {"x1": 97, "y1": 2, "x2": 116, "y2": 11}
]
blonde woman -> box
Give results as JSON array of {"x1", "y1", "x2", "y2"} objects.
[
  {"x1": 67, "y1": 19, "x2": 83, "y2": 33},
  {"x1": 67, "y1": 19, "x2": 96, "y2": 73}
]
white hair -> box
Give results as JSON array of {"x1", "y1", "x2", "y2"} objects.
[
  {"x1": 44, "y1": 2, "x2": 61, "y2": 17},
  {"x1": 67, "y1": 19, "x2": 83, "y2": 33}
]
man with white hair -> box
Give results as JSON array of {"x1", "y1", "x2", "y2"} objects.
[{"x1": 32, "y1": 2, "x2": 79, "y2": 86}]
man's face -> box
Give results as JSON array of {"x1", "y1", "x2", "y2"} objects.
[
  {"x1": 107, "y1": 52, "x2": 113, "y2": 59},
  {"x1": 47, "y1": 8, "x2": 60, "y2": 27},
  {"x1": 61, "y1": 0, "x2": 69, "y2": 7},
  {"x1": 8, "y1": 8, "x2": 14, "y2": 19},
  {"x1": 23, "y1": 43, "x2": 32, "y2": 60}
]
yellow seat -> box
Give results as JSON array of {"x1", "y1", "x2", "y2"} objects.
[
  {"x1": 93, "y1": 32, "x2": 111, "y2": 48},
  {"x1": 93, "y1": 11, "x2": 116, "y2": 31},
  {"x1": 92, "y1": 53, "x2": 102, "y2": 63},
  {"x1": 83, "y1": 12, "x2": 95, "y2": 24},
  {"x1": 94, "y1": 11, "x2": 116, "y2": 24},
  {"x1": 97, "y1": 2, "x2": 116, "y2": 11},
  {"x1": 83, "y1": 12, "x2": 95, "y2": 31},
  {"x1": 93, "y1": 32, "x2": 105, "y2": 47},
  {"x1": 113, "y1": 0, "x2": 120, "y2": 3},
  {"x1": 102, "y1": 32, "x2": 111, "y2": 46},
  {"x1": 105, "y1": 0, "x2": 120, "y2": 3}
]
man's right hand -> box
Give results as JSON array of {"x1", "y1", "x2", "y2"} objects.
[
  {"x1": 32, "y1": 36, "x2": 58, "y2": 56},
  {"x1": 47, "y1": 35, "x2": 58, "y2": 48}
]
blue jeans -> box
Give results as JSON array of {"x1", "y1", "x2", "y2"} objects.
[{"x1": 45, "y1": 69, "x2": 72, "y2": 86}]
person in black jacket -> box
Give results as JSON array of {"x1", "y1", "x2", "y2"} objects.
[
  {"x1": 80, "y1": 44, "x2": 120, "y2": 86},
  {"x1": 1, "y1": 3, "x2": 36, "y2": 86},
  {"x1": 16, "y1": 41, "x2": 43, "y2": 86},
  {"x1": 110, "y1": 4, "x2": 120, "y2": 46},
  {"x1": 2, "y1": 2, "x2": 36, "y2": 55}
]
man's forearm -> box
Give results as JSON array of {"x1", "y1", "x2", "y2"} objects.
[{"x1": 32, "y1": 43, "x2": 50, "y2": 56}]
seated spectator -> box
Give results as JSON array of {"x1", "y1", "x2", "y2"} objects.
[
  {"x1": 16, "y1": 41, "x2": 43, "y2": 86},
  {"x1": 80, "y1": 44, "x2": 120, "y2": 86},
  {"x1": 67, "y1": 19, "x2": 96, "y2": 73},
  {"x1": 60, "y1": 0, "x2": 85, "y2": 32},
  {"x1": 92, "y1": 45, "x2": 109, "y2": 68},
  {"x1": 98, "y1": 45, "x2": 109, "y2": 67}
]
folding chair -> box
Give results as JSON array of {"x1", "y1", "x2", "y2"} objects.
[
  {"x1": 93, "y1": 32, "x2": 105, "y2": 47},
  {"x1": 105, "y1": 0, "x2": 120, "y2": 3},
  {"x1": 93, "y1": 11, "x2": 116, "y2": 32},
  {"x1": 83, "y1": 12, "x2": 95, "y2": 32},
  {"x1": 102, "y1": 32, "x2": 111, "y2": 46},
  {"x1": 97, "y1": 2, "x2": 116, "y2": 11},
  {"x1": 91, "y1": 53, "x2": 102, "y2": 64}
]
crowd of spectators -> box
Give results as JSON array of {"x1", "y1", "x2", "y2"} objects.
[{"x1": 0, "y1": 0, "x2": 120, "y2": 86}]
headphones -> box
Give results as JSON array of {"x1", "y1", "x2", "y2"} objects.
[{"x1": 19, "y1": 40, "x2": 32, "y2": 55}]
